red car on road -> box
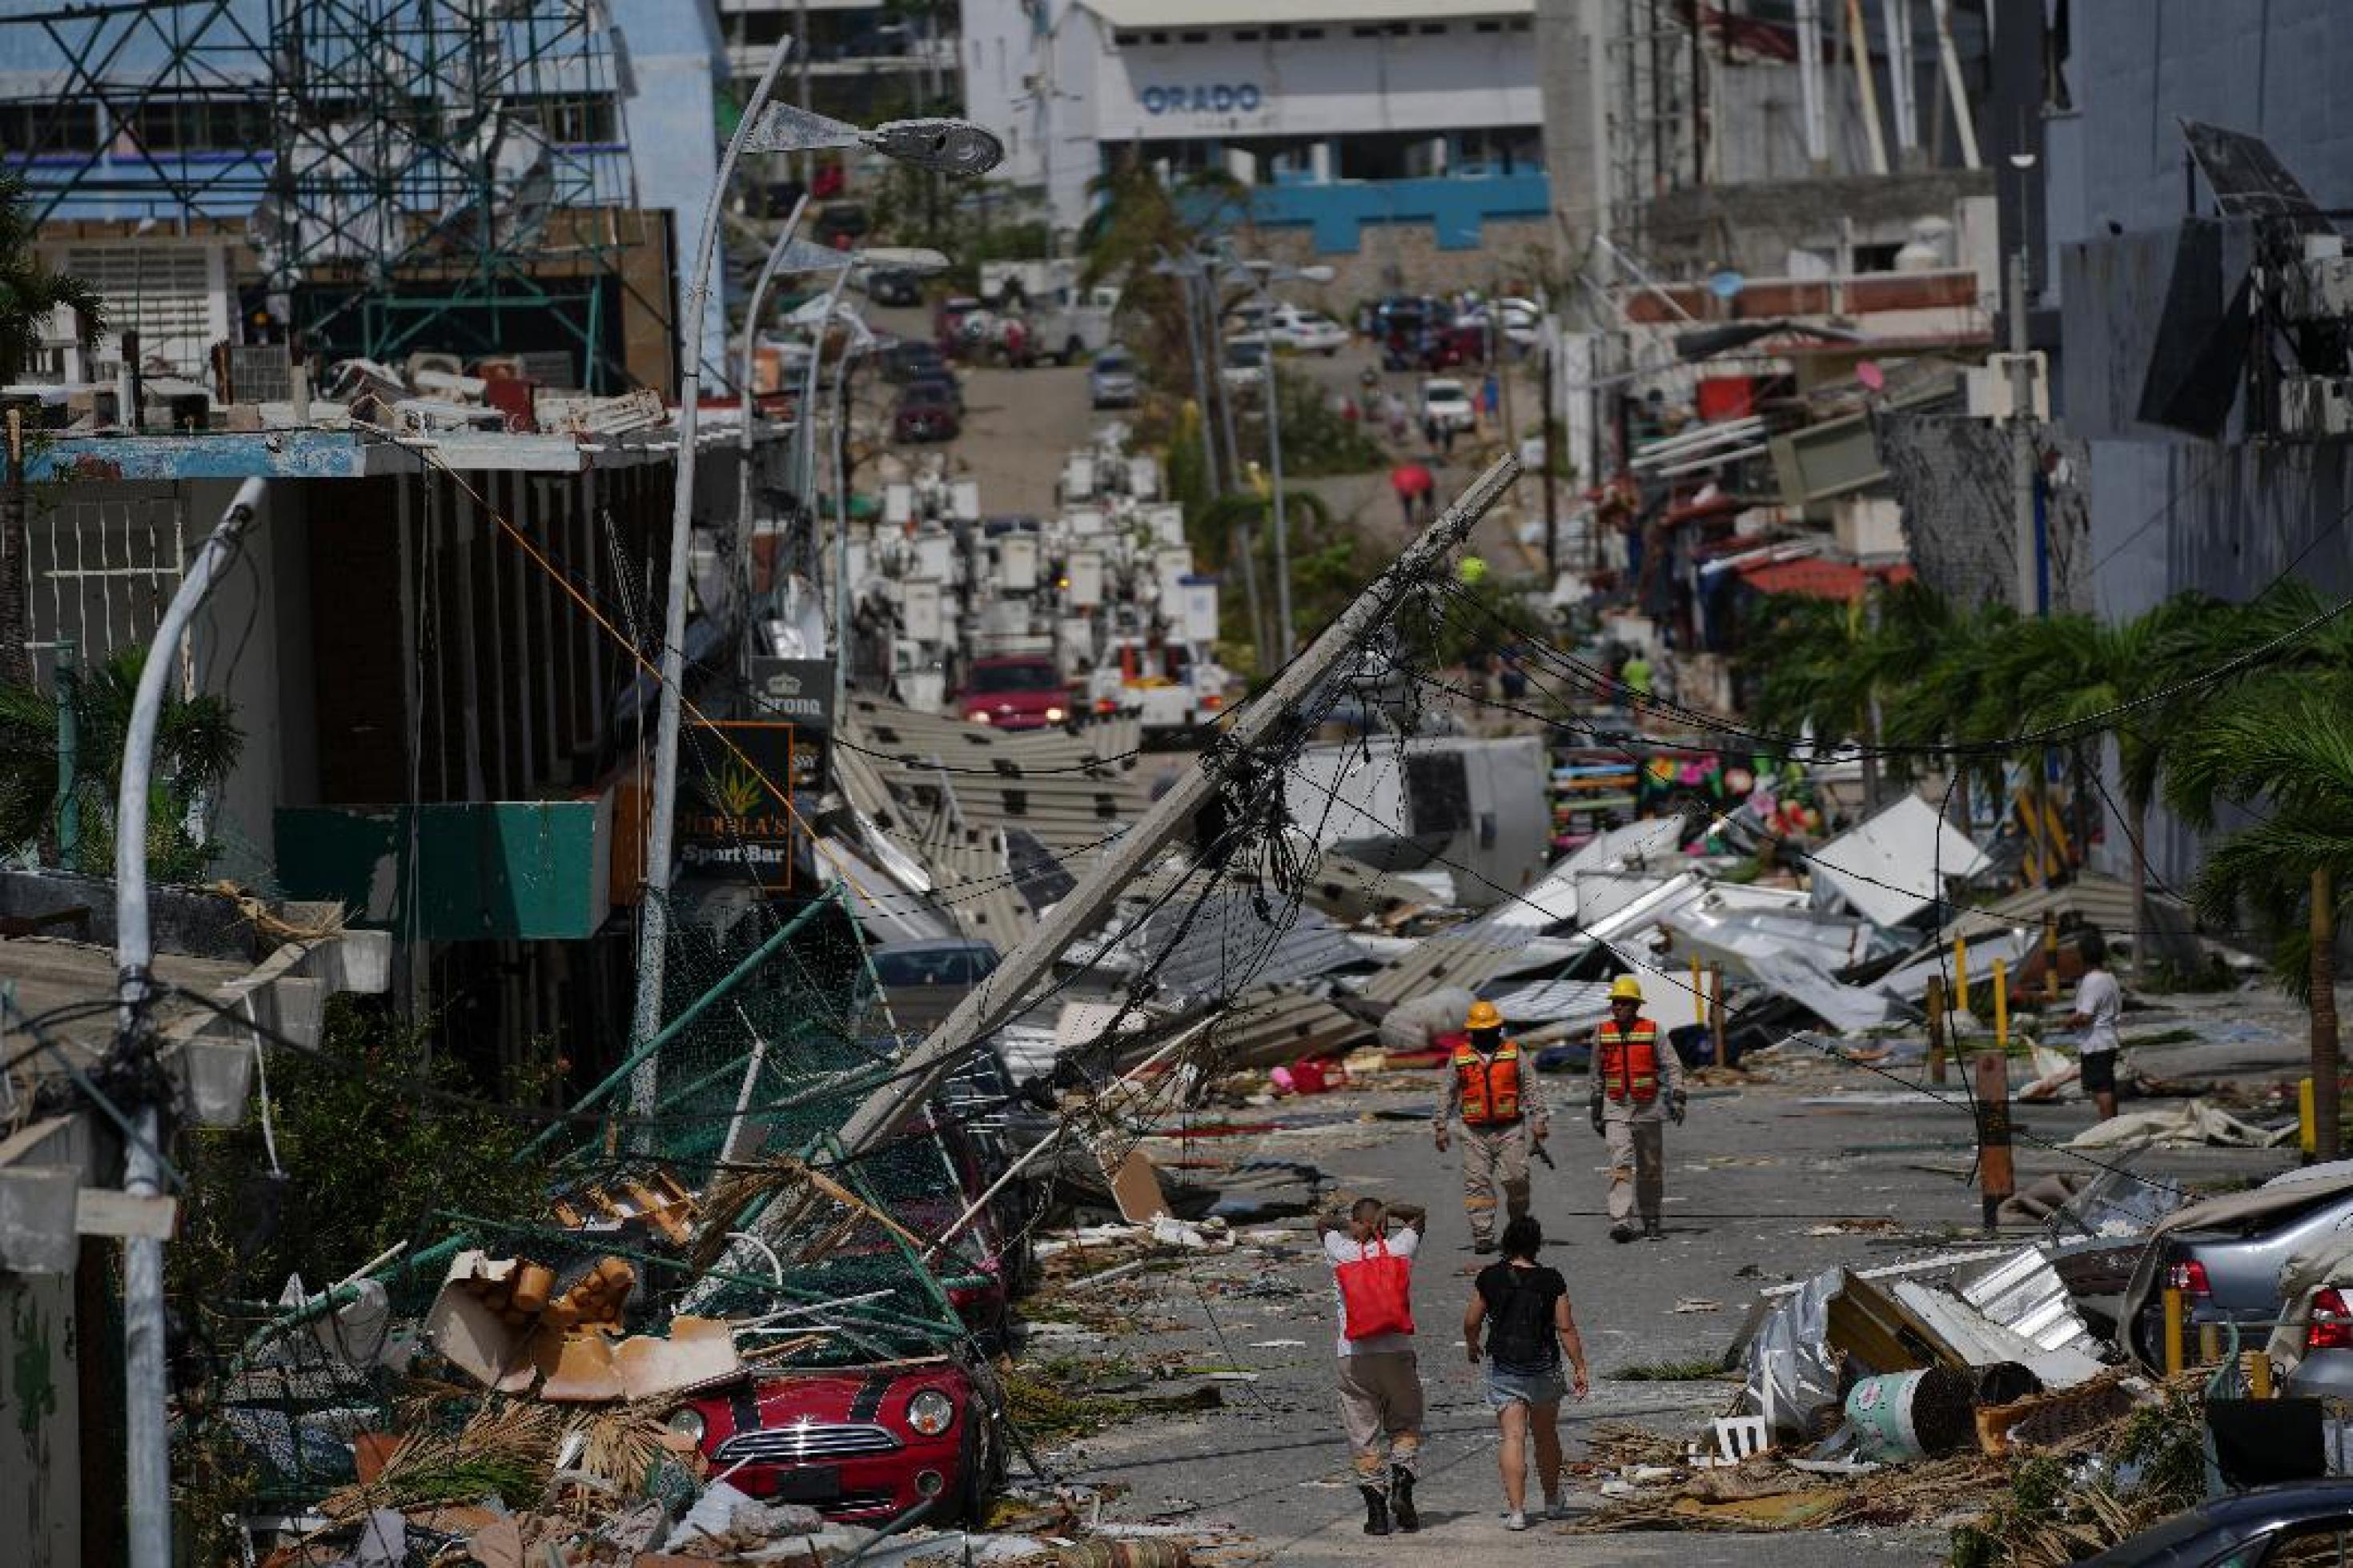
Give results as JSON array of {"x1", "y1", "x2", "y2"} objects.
[
  {"x1": 669, "y1": 1357, "x2": 1001, "y2": 1522},
  {"x1": 957, "y1": 656, "x2": 1070, "y2": 730}
]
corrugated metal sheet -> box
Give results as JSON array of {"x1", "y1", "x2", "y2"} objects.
[
  {"x1": 1488, "y1": 818, "x2": 1688, "y2": 932},
  {"x1": 1066, "y1": 892, "x2": 1366, "y2": 1007},
  {"x1": 1485, "y1": 978, "x2": 1616, "y2": 1029},
  {"x1": 1209, "y1": 990, "x2": 1377, "y2": 1070},
  {"x1": 1809, "y1": 793, "x2": 1989, "y2": 928},
  {"x1": 1933, "y1": 872, "x2": 2202, "y2": 969}
]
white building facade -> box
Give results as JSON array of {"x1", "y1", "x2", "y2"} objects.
[{"x1": 962, "y1": 0, "x2": 1550, "y2": 267}]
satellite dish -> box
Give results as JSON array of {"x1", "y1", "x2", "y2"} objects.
[{"x1": 1708, "y1": 271, "x2": 1745, "y2": 301}]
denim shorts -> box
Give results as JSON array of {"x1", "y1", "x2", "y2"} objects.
[{"x1": 1485, "y1": 1363, "x2": 1568, "y2": 1411}]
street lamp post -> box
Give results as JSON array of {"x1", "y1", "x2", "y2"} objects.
[
  {"x1": 1221, "y1": 251, "x2": 1334, "y2": 661},
  {"x1": 627, "y1": 55, "x2": 1000, "y2": 1121}
]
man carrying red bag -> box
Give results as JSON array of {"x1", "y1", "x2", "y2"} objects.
[{"x1": 1319, "y1": 1195, "x2": 1428, "y2": 1536}]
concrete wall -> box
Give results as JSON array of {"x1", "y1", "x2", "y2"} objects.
[
  {"x1": 1091, "y1": 24, "x2": 1540, "y2": 144},
  {"x1": 1236, "y1": 215, "x2": 1556, "y2": 302},
  {"x1": 0, "y1": 1273, "x2": 80, "y2": 1568}
]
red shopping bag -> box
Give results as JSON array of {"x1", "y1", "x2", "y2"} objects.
[{"x1": 1335, "y1": 1237, "x2": 1415, "y2": 1341}]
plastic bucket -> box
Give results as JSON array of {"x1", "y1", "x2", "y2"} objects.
[{"x1": 1845, "y1": 1368, "x2": 1975, "y2": 1462}]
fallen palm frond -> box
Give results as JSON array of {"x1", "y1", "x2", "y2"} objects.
[
  {"x1": 319, "y1": 1398, "x2": 562, "y2": 1520},
  {"x1": 563, "y1": 1403, "x2": 676, "y2": 1496},
  {"x1": 1610, "y1": 1358, "x2": 1731, "y2": 1382}
]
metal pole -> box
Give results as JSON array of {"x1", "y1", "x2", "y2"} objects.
[
  {"x1": 2007, "y1": 247, "x2": 2038, "y2": 616},
  {"x1": 114, "y1": 474, "x2": 267, "y2": 1568},
  {"x1": 832, "y1": 453, "x2": 1523, "y2": 1155},
  {"x1": 1171, "y1": 260, "x2": 1221, "y2": 496},
  {"x1": 629, "y1": 35, "x2": 799, "y2": 1120},
  {"x1": 1540, "y1": 345, "x2": 1560, "y2": 583},
  {"x1": 829, "y1": 315, "x2": 873, "y2": 719},
  {"x1": 1261, "y1": 279, "x2": 1294, "y2": 660},
  {"x1": 1796, "y1": 0, "x2": 1829, "y2": 170},
  {"x1": 54, "y1": 636, "x2": 77, "y2": 867},
  {"x1": 738, "y1": 194, "x2": 814, "y2": 645}
]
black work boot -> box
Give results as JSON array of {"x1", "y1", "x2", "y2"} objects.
[
  {"x1": 1359, "y1": 1482, "x2": 1392, "y2": 1535},
  {"x1": 1472, "y1": 1237, "x2": 1496, "y2": 1255},
  {"x1": 1643, "y1": 1218, "x2": 1664, "y2": 1241},
  {"x1": 1390, "y1": 1466, "x2": 1420, "y2": 1533}
]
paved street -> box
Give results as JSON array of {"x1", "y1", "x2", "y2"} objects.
[{"x1": 1036, "y1": 1001, "x2": 2314, "y2": 1564}]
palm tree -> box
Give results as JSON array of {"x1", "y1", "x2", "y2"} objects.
[
  {"x1": 1746, "y1": 580, "x2": 1936, "y2": 813},
  {"x1": 1990, "y1": 594, "x2": 2231, "y2": 975},
  {"x1": 1880, "y1": 598, "x2": 2016, "y2": 837},
  {"x1": 2166, "y1": 674, "x2": 2353, "y2": 1157},
  {"x1": 0, "y1": 648, "x2": 241, "y2": 881},
  {"x1": 0, "y1": 170, "x2": 105, "y2": 688}
]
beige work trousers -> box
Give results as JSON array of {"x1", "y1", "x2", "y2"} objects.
[
  {"x1": 1336, "y1": 1349, "x2": 1425, "y2": 1475},
  {"x1": 1460, "y1": 1121, "x2": 1532, "y2": 1245},
  {"x1": 1602, "y1": 1102, "x2": 1665, "y2": 1226}
]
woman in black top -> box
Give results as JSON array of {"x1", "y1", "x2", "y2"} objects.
[{"x1": 1463, "y1": 1215, "x2": 1591, "y2": 1530}]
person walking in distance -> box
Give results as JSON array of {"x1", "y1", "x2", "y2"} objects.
[
  {"x1": 1319, "y1": 1196, "x2": 1428, "y2": 1535},
  {"x1": 1464, "y1": 1215, "x2": 1592, "y2": 1530},
  {"x1": 1435, "y1": 1000, "x2": 1549, "y2": 1254},
  {"x1": 1588, "y1": 975, "x2": 1684, "y2": 1243},
  {"x1": 2063, "y1": 929, "x2": 2126, "y2": 1122}
]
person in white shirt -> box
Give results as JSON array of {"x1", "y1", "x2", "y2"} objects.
[
  {"x1": 1319, "y1": 1197, "x2": 1427, "y2": 1536},
  {"x1": 2064, "y1": 930, "x2": 2126, "y2": 1121}
]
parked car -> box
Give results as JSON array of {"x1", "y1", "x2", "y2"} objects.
[
  {"x1": 669, "y1": 1358, "x2": 1002, "y2": 1522},
  {"x1": 882, "y1": 340, "x2": 950, "y2": 384},
  {"x1": 1273, "y1": 307, "x2": 1350, "y2": 355},
  {"x1": 2078, "y1": 1482, "x2": 2353, "y2": 1566},
  {"x1": 957, "y1": 655, "x2": 1070, "y2": 729},
  {"x1": 903, "y1": 371, "x2": 964, "y2": 415},
  {"x1": 2132, "y1": 1166, "x2": 2353, "y2": 1369},
  {"x1": 1220, "y1": 335, "x2": 1268, "y2": 392},
  {"x1": 893, "y1": 383, "x2": 961, "y2": 443},
  {"x1": 813, "y1": 203, "x2": 870, "y2": 248},
  {"x1": 1418, "y1": 376, "x2": 1476, "y2": 433},
  {"x1": 865, "y1": 267, "x2": 925, "y2": 307},
  {"x1": 872, "y1": 938, "x2": 1001, "y2": 1036},
  {"x1": 1088, "y1": 347, "x2": 1140, "y2": 408}
]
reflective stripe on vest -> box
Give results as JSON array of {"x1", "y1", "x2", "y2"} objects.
[
  {"x1": 1452, "y1": 1041, "x2": 1522, "y2": 1125},
  {"x1": 1597, "y1": 1019, "x2": 1660, "y2": 1104}
]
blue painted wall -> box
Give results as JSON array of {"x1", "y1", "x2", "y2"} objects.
[{"x1": 1183, "y1": 173, "x2": 1552, "y2": 257}]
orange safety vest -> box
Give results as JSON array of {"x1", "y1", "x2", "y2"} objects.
[
  {"x1": 1597, "y1": 1018, "x2": 1660, "y2": 1104},
  {"x1": 1452, "y1": 1040, "x2": 1523, "y2": 1126}
]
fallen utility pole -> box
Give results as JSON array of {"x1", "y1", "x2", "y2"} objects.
[{"x1": 833, "y1": 452, "x2": 1524, "y2": 1156}]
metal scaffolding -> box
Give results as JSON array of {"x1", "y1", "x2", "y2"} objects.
[{"x1": 0, "y1": 0, "x2": 641, "y2": 388}]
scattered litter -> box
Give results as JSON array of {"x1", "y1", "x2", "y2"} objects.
[{"x1": 1672, "y1": 1298, "x2": 1723, "y2": 1314}]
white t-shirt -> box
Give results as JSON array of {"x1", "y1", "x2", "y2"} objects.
[
  {"x1": 1323, "y1": 1226, "x2": 1420, "y2": 1357},
  {"x1": 2074, "y1": 968, "x2": 2122, "y2": 1056}
]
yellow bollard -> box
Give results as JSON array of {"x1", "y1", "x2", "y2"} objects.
[
  {"x1": 2044, "y1": 912, "x2": 2061, "y2": 1002},
  {"x1": 2303, "y1": 1077, "x2": 2319, "y2": 1158},
  {"x1": 2163, "y1": 1288, "x2": 2186, "y2": 1376},
  {"x1": 1994, "y1": 960, "x2": 2010, "y2": 1053},
  {"x1": 1954, "y1": 936, "x2": 1971, "y2": 1015},
  {"x1": 1690, "y1": 956, "x2": 1704, "y2": 1017},
  {"x1": 2250, "y1": 1351, "x2": 2275, "y2": 1399},
  {"x1": 2198, "y1": 1322, "x2": 2222, "y2": 1366}
]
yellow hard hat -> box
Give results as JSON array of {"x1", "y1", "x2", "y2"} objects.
[
  {"x1": 1466, "y1": 1000, "x2": 1503, "y2": 1031},
  {"x1": 1609, "y1": 975, "x2": 1645, "y2": 1002}
]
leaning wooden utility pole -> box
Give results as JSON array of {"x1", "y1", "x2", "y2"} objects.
[{"x1": 833, "y1": 453, "x2": 1525, "y2": 1155}]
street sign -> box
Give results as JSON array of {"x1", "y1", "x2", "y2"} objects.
[
  {"x1": 750, "y1": 656, "x2": 836, "y2": 730},
  {"x1": 678, "y1": 720, "x2": 810, "y2": 890}
]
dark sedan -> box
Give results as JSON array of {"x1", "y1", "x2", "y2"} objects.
[
  {"x1": 893, "y1": 384, "x2": 961, "y2": 443},
  {"x1": 2082, "y1": 1482, "x2": 2353, "y2": 1565}
]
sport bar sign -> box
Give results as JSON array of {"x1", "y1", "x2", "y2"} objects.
[{"x1": 679, "y1": 720, "x2": 807, "y2": 890}]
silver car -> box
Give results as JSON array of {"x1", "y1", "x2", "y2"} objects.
[
  {"x1": 1088, "y1": 348, "x2": 1139, "y2": 408},
  {"x1": 2134, "y1": 1165, "x2": 2353, "y2": 1374}
]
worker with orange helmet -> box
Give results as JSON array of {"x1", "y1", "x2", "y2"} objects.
[
  {"x1": 1588, "y1": 974, "x2": 1686, "y2": 1243},
  {"x1": 1434, "y1": 998, "x2": 1549, "y2": 1254}
]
